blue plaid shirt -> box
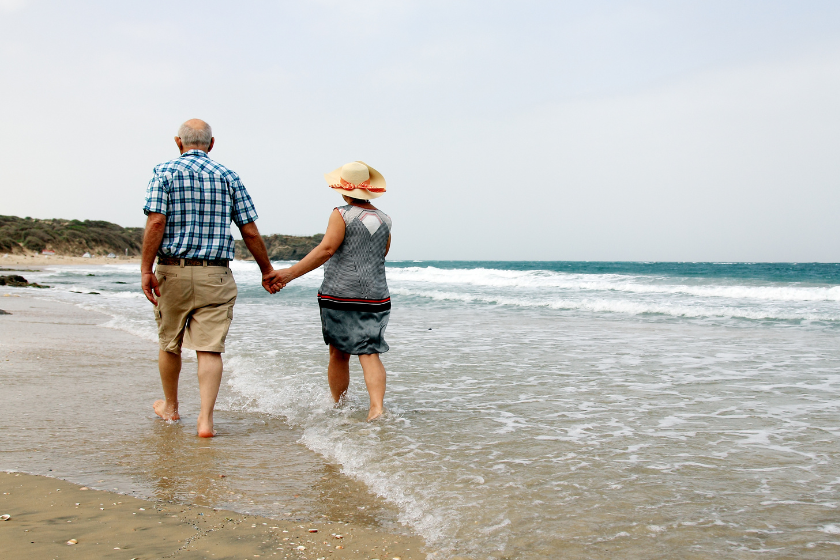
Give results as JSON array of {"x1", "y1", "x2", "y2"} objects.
[{"x1": 143, "y1": 150, "x2": 258, "y2": 261}]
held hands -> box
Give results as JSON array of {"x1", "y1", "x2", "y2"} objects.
[
  {"x1": 262, "y1": 268, "x2": 294, "y2": 294},
  {"x1": 141, "y1": 271, "x2": 161, "y2": 305}
]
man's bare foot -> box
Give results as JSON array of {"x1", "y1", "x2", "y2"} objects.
[
  {"x1": 153, "y1": 399, "x2": 180, "y2": 421},
  {"x1": 197, "y1": 418, "x2": 216, "y2": 438},
  {"x1": 367, "y1": 407, "x2": 384, "y2": 422}
]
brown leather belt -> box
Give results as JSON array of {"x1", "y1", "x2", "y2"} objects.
[{"x1": 157, "y1": 257, "x2": 230, "y2": 267}]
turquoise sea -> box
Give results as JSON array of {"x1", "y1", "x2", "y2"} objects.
[{"x1": 7, "y1": 260, "x2": 840, "y2": 558}]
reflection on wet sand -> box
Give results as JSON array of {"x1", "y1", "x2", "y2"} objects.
[{"x1": 136, "y1": 411, "x2": 404, "y2": 529}]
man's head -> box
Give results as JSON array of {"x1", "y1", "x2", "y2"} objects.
[{"x1": 175, "y1": 119, "x2": 214, "y2": 154}]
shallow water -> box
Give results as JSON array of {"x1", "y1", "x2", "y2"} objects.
[
  {"x1": 6, "y1": 260, "x2": 840, "y2": 558},
  {"x1": 0, "y1": 297, "x2": 405, "y2": 531}
]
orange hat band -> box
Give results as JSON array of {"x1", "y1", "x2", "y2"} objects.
[{"x1": 329, "y1": 177, "x2": 386, "y2": 193}]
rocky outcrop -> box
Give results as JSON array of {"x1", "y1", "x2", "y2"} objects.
[{"x1": 0, "y1": 275, "x2": 50, "y2": 288}]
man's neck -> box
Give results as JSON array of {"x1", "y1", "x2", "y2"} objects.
[{"x1": 179, "y1": 146, "x2": 208, "y2": 155}]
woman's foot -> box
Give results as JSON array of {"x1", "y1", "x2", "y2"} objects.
[
  {"x1": 367, "y1": 406, "x2": 384, "y2": 421},
  {"x1": 153, "y1": 399, "x2": 180, "y2": 421}
]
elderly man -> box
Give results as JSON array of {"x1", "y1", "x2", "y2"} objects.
[{"x1": 141, "y1": 119, "x2": 278, "y2": 437}]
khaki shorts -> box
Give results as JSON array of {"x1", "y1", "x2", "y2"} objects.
[{"x1": 153, "y1": 264, "x2": 237, "y2": 353}]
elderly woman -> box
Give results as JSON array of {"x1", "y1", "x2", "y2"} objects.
[{"x1": 271, "y1": 161, "x2": 392, "y2": 421}]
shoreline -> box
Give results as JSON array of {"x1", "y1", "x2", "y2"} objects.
[
  {"x1": 0, "y1": 471, "x2": 425, "y2": 559},
  {"x1": 0, "y1": 294, "x2": 429, "y2": 559}
]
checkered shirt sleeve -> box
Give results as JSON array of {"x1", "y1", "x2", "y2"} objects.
[
  {"x1": 229, "y1": 173, "x2": 258, "y2": 226},
  {"x1": 143, "y1": 171, "x2": 170, "y2": 215}
]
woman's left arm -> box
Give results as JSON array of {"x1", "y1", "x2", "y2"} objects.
[{"x1": 267, "y1": 209, "x2": 346, "y2": 288}]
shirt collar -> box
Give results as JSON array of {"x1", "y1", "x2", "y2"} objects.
[{"x1": 180, "y1": 149, "x2": 209, "y2": 158}]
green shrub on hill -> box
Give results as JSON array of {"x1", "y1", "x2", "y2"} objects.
[
  {"x1": 0, "y1": 215, "x2": 323, "y2": 260},
  {"x1": 0, "y1": 215, "x2": 143, "y2": 256}
]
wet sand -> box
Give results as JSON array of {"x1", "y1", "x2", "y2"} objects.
[
  {"x1": 0, "y1": 294, "x2": 427, "y2": 559},
  {"x1": 0, "y1": 471, "x2": 423, "y2": 559}
]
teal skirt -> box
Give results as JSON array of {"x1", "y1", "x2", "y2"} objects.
[{"x1": 319, "y1": 307, "x2": 390, "y2": 355}]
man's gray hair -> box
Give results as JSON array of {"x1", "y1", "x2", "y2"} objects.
[{"x1": 177, "y1": 120, "x2": 213, "y2": 148}]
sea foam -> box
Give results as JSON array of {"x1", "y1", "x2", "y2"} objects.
[{"x1": 387, "y1": 266, "x2": 840, "y2": 302}]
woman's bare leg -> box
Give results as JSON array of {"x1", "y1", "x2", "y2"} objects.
[
  {"x1": 328, "y1": 345, "x2": 351, "y2": 403},
  {"x1": 359, "y1": 353, "x2": 386, "y2": 421}
]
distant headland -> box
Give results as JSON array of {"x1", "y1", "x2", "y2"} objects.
[{"x1": 0, "y1": 215, "x2": 321, "y2": 261}]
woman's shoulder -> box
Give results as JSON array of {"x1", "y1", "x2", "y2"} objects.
[
  {"x1": 335, "y1": 204, "x2": 357, "y2": 222},
  {"x1": 376, "y1": 209, "x2": 392, "y2": 230}
]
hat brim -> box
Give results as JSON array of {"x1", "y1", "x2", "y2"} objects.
[{"x1": 324, "y1": 161, "x2": 386, "y2": 200}]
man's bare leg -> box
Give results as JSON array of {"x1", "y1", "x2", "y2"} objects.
[
  {"x1": 328, "y1": 345, "x2": 351, "y2": 403},
  {"x1": 196, "y1": 351, "x2": 223, "y2": 437},
  {"x1": 359, "y1": 353, "x2": 386, "y2": 421},
  {"x1": 153, "y1": 349, "x2": 181, "y2": 420}
]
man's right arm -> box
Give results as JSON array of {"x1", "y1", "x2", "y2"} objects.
[
  {"x1": 228, "y1": 175, "x2": 278, "y2": 292},
  {"x1": 141, "y1": 212, "x2": 166, "y2": 305}
]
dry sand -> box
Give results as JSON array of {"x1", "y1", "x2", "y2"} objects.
[
  {"x1": 0, "y1": 472, "x2": 424, "y2": 559},
  {"x1": 1, "y1": 254, "x2": 142, "y2": 267}
]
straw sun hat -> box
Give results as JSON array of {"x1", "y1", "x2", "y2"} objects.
[{"x1": 324, "y1": 161, "x2": 386, "y2": 200}]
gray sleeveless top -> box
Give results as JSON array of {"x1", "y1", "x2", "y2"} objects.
[{"x1": 318, "y1": 205, "x2": 392, "y2": 309}]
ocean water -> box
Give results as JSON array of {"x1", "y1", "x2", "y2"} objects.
[{"x1": 13, "y1": 261, "x2": 840, "y2": 558}]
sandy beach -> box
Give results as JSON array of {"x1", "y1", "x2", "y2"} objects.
[
  {"x1": 2, "y1": 254, "x2": 143, "y2": 267},
  {"x1": 0, "y1": 472, "x2": 422, "y2": 559},
  {"x1": 0, "y1": 288, "x2": 427, "y2": 559}
]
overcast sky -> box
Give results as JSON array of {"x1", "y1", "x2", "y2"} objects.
[{"x1": 1, "y1": 1, "x2": 838, "y2": 261}]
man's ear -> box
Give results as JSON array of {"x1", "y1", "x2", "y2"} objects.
[
  {"x1": 175, "y1": 137, "x2": 185, "y2": 154},
  {"x1": 206, "y1": 137, "x2": 215, "y2": 153}
]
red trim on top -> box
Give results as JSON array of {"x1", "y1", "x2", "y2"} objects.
[{"x1": 318, "y1": 294, "x2": 391, "y2": 304}]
